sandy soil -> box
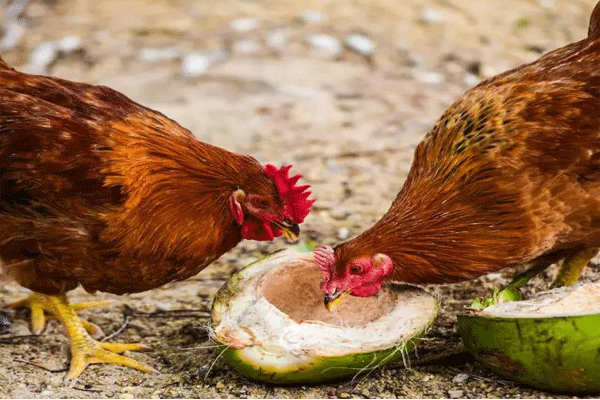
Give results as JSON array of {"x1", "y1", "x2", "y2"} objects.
[{"x1": 1, "y1": 0, "x2": 599, "y2": 398}]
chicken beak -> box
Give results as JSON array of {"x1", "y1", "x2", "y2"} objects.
[
  {"x1": 324, "y1": 289, "x2": 350, "y2": 312},
  {"x1": 275, "y1": 221, "x2": 300, "y2": 242}
]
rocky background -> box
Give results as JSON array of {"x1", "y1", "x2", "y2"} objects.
[{"x1": 0, "y1": 0, "x2": 597, "y2": 397}]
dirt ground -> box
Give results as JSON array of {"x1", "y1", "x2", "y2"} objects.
[{"x1": 0, "y1": 0, "x2": 599, "y2": 398}]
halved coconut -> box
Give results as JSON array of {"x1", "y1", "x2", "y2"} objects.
[
  {"x1": 211, "y1": 248, "x2": 438, "y2": 384},
  {"x1": 458, "y1": 282, "x2": 600, "y2": 392}
]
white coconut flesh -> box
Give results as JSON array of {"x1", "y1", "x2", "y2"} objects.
[
  {"x1": 481, "y1": 282, "x2": 600, "y2": 318},
  {"x1": 211, "y1": 249, "x2": 437, "y2": 369}
]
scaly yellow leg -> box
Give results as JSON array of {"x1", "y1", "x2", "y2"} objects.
[
  {"x1": 45, "y1": 293, "x2": 156, "y2": 380},
  {"x1": 7, "y1": 291, "x2": 109, "y2": 336},
  {"x1": 551, "y1": 247, "x2": 599, "y2": 288}
]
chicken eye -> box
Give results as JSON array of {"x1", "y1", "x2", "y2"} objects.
[{"x1": 350, "y1": 265, "x2": 362, "y2": 274}]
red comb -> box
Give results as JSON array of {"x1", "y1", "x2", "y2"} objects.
[
  {"x1": 264, "y1": 164, "x2": 315, "y2": 224},
  {"x1": 314, "y1": 245, "x2": 335, "y2": 282}
]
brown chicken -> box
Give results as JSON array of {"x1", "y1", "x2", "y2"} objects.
[
  {"x1": 317, "y1": 2, "x2": 600, "y2": 309},
  {"x1": 0, "y1": 58, "x2": 314, "y2": 378}
]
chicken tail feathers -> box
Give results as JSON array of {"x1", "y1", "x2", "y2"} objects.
[{"x1": 589, "y1": 1, "x2": 600, "y2": 38}]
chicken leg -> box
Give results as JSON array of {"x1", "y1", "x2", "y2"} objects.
[
  {"x1": 470, "y1": 248, "x2": 598, "y2": 309},
  {"x1": 551, "y1": 247, "x2": 599, "y2": 287},
  {"x1": 8, "y1": 291, "x2": 109, "y2": 336},
  {"x1": 42, "y1": 293, "x2": 156, "y2": 380}
]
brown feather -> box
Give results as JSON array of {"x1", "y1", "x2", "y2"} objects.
[
  {"x1": 0, "y1": 61, "x2": 280, "y2": 295},
  {"x1": 335, "y1": 11, "x2": 600, "y2": 284}
]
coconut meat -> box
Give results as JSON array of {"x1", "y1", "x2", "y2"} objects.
[
  {"x1": 211, "y1": 249, "x2": 437, "y2": 357},
  {"x1": 482, "y1": 282, "x2": 600, "y2": 318}
]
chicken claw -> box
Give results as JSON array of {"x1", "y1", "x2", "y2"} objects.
[
  {"x1": 44, "y1": 293, "x2": 156, "y2": 380},
  {"x1": 7, "y1": 292, "x2": 109, "y2": 336}
]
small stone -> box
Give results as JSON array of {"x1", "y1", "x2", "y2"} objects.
[
  {"x1": 233, "y1": 39, "x2": 261, "y2": 55},
  {"x1": 339, "y1": 392, "x2": 351, "y2": 399},
  {"x1": 307, "y1": 34, "x2": 342, "y2": 57},
  {"x1": 231, "y1": 17, "x2": 259, "y2": 32},
  {"x1": 0, "y1": 312, "x2": 12, "y2": 334},
  {"x1": 420, "y1": 8, "x2": 443, "y2": 24},
  {"x1": 39, "y1": 390, "x2": 53, "y2": 397},
  {"x1": 57, "y1": 35, "x2": 82, "y2": 53},
  {"x1": 346, "y1": 34, "x2": 376, "y2": 56},
  {"x1": 138, "y1": 47, "x2": 180, "y2": 62},
  {"x1": 156, "y1": 302, "x2": 174, "y2": 311},
  {"x1": 24, "y1": 41, "x2": 58, "y2": 74},
  {"x1": 181, "y1": 50, "x2": 227, "y2": 78},
  {"x1": 182, "y1": 53, "x2": 211, "y2": 77},
  {"x1": 337, "y1": 227, "x2": 349, "y2": 240},
  {"x1": 414, "y1": 70, "x2": 444, "y2": 85},
  {"x1": 452, "y1": 373, "x2": 469, "y2": 384},
  {"x1": 448, "y1": 389, "x2": 464, "y2": 398},
  {"x1": 462, "y1": 72, "x2": 480, "y2": 87},
  {"x1": 215, "y1": 381, "x2": 226, "y2": 390},
  {"x1": 300, "y1": 10, "x2": 326, "y2": 24},
  {"x1": 267, "y1": 29, "x2": 288, "y2": 50},
  {"x1": 0, "y1": 19, "x2": 27, "y2": 51}
]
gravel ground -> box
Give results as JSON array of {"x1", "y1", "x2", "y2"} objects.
[{"x1": 0, "y1": 0, "x2": 599, "y2": 398}]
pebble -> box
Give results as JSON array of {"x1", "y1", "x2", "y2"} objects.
[
  {"x1": 337, "y1": 227, "x2": 349, "y2": 240},
  {"x1": 181, "y1": 50, "x2": 227, "y2": 78},
  {"x1": 0, "y1": 19, "x2": 27, "y2": 51},
  {"x1": 24, "y1": 41, "x2": 58, "y2": 74},
  {"x1": 230, "y1": 17, "x2": 259, "y2": 32},
  {"x1": 448, "y1": 389, "x2": 464, "y2": 398},
  {"x1": 215, "y1": 381, "x2": 226, "y2": 390},
  {"x1": 420, "y1": 8, "x2": 444, "y2": 24},
  {"x1": 4, "y1": 0, "x2": 28, "y2": 21},
  {"x1": 0, "y1": 312, "x2": 12, "y2": 334},
  {"x1": 267, "y1": 29, "x2": 288, "y2": 50},
  {"x1": 39, "y1": 390, "x2": 53, "y2": 397},
  {"x1": 138, "y1": 47, "x2": 180, "y2": 62},
  {"x1": 300, "y1": 10, "x2": 326, "y2": 24},
  {"x1": 462, "y1": 72, "x2": 480, "y2": 87},
  {"x1": 339, "y1": 392, "x2": 351, "y2": 399},
  {"x1": 452, "y1": 373, "x2": 469, "y2": 384},
  {"x1": 414, "y1": 70, "x2": 445, "y2": 85},
  {"x1": 57, "y1": 35, "x2": 82, "y2": 53},
  {"x1": 307, "y1": 34, "x2": 342, "y2": 57},
  {"x1": 346, "y1": 34, "x2": 376, "y2": 56},
  {"x1": 233, "y1": 38, "x2": 261, "y2": 55}
]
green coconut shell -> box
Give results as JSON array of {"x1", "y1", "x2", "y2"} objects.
[
  {"x1": 458, "y1": 302, "x2": 600, "y2": 392},
  {"x1": 221, "y1": 336, "x2": 427, "y2": 384},
  {"x1": 211, "y1": 247, "x2": 438, "y2": 384}
]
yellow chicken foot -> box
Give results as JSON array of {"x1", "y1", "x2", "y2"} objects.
[
  {"x1": 551, "y1": 247, "x2": 599, "y2": 288},
  {"x1": 45, "y1": 293, "x2": 156, "y2": 380},
  {"x1": 7, "y1": 291, "x2": 109, "y2": 336}
]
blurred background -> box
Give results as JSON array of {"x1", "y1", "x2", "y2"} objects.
[
  {"x1": 0, "y1": 0, "x2": 592, "y2": 239},
  {"x1": 0, "y1": 0, "x2": 596, "y2": 398}
]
